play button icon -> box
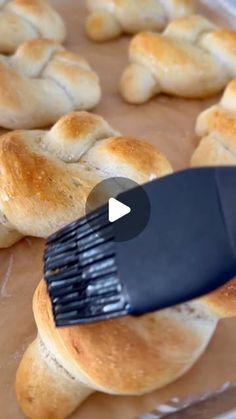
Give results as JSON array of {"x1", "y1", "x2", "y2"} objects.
[
  {"x1": 108, "y1": 198, "x2": 131, "y2": 222},
  {"x1": 86, "y1": 177, "x2": 150, "y2": 242}
]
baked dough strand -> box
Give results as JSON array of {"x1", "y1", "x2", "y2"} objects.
[
  {"x1": 86, "y1": 0, "x2": 194, "y2": 42},
  {"x1": 0, "y1": 0, "x2": 66, "y2": 53},
  {"x1": 120, "y1": 15, "x2": 236, "y2": 103},
  {"x1": 0, "y1": 111, "x2": 172, "y2": 248},
  {"x1": 192, "y1": 79, "x2": 236, "y2": 167},
  {"x1": 0, "y1": 39, "x2": 101, "y2": 129}
]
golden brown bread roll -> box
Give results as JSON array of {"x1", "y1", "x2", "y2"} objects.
[
  {"x1": 120, "y1": 15, "x2": 236, "y2": 104},
  {"x1": 15, "y1": 259, "x2": 236, "y2": 419},
  {"x1": 86, "y1": 0, "x2": 194, "y2": 42},
  {"x1": 191, "y1": 79, "x2": 236, "y2": 167},
  {"x1": 0, "y1": 39, "x2": 101, "y2": 129},
  {"x1": 16, "y1": 272, "x2": 236, "y2": 418},
  {"x1": 0, "y1": 0, "x2": 66, "y2": 53},
  {"x1": 0, "y1": 111, "x2": 172, "y2": 248}
]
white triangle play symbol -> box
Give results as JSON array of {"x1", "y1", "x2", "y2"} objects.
[{"x1": 108, "y1": 198, "x2": 131, "y2": 223}]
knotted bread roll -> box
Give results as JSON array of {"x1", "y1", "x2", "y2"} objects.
[
  {"x1": 0, "y1": 111, "x2": 172, "y2": 248},
  {"x1": 0, "y1": 0, "x2": 66, "y2": 53},
  {"x1": 86, "y1": 0, "x2": 194, "y2": 42},
  {"x1": 120, "y1": 15, "x2": 236, "y2": 104},
  {"x1": 16, "y1": 264, "x2": 236, "y2": 418},
  {"x1": 0, "y1": 39, "x2": 101, "y2": 129},
  {"x1": 191, "y1": 79, "x2": 236, "y2": 167}
]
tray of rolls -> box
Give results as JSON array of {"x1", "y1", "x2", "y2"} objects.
[{"x1": 1, "y1": 1, "x2": 236, "y2": 418}]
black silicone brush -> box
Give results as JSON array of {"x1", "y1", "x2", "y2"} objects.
[{"x1": 44, "y1": 167, "x2": 236, "y2": 327}]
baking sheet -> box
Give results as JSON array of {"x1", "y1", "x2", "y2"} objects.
[{"x1": 1, "y1": 1, "x2": 236, "y2": 418}]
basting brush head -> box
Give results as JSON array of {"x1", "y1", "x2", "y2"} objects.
[
  {"x1": 44, "y1": 205, "x2": 130, "y2": 326},
  {"x1": 45, "y1": 168, "x2": 236, "y2": 328}
]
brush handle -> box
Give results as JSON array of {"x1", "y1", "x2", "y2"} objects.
[
  {"x1": 215, "y1": 168, "x2": 236, "y2": 257},
  {"x1": 115, "y1": 167, "x2": 236, "y2": 315}
]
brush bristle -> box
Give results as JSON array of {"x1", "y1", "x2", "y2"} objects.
[{"x1": 44, "y1": 205, "x2": 130, "y2": 326}]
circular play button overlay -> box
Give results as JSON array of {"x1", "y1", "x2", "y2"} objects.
[{"x1": 86, "y1": 177, "x2": 150, "y2": 242}]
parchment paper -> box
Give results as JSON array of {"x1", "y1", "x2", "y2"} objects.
[{"x1": 1, "y1": 1, "x2": 236, "y2": 418}]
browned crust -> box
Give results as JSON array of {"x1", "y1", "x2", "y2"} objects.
[
  {"x1": 0, "y1": 132, "x2": 86, "y2": 222},
  {"x1": 33, "y1": 280, "x2": 205, "y2": 394},
  {"x1": 85, "y1": 135, "x2": 173, "y2": 178}
]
